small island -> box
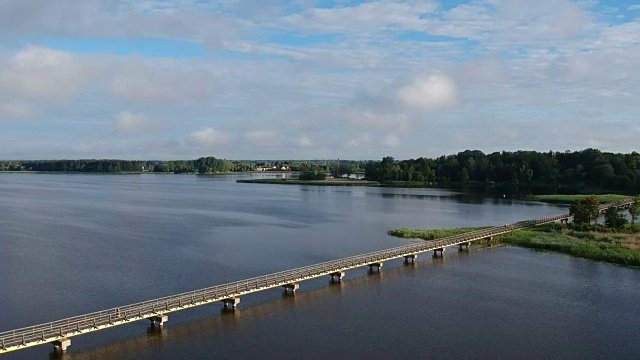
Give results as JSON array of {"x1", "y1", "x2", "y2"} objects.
[{"x1": 389, "y1": 196, "x2": 640, "y2": 268}]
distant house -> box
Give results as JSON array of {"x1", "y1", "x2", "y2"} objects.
[{"x1": 255, "y1": 165, "x2": 290, "y2": 172}]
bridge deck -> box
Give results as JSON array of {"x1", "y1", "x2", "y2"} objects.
[{"x1": 0, "y1": 200, "x2": 633, "y2": 354}]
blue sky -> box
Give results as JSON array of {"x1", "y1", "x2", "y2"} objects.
[{"x1": 1, "y1": 0, "x2": 639, "y2": 159}]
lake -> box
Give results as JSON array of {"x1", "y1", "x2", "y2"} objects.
[{"x1": 1, "y1": 173, "x2": 638, "y2": 359}]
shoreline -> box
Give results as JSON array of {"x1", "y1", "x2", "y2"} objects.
[
  {"x1": 236, "y1": 179, "x2": 380, "y2": 186},
  {"x1": 389, "y1": 224, "x2": 640, "y2": 268},
  {"x1": 0, "y1": 171, "x2": 246, "y2": 175},
  {"x1": 528, "y1": 194, "x2": 630, "y2": 204}
]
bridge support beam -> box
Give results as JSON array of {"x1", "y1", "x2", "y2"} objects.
[
  {"x1": 282, "y1": 283, "x2": 299, "y2": 295},
  {"x1": 330, "y1": 272, "x2": 345, "y2": 283},
  {"x1": 485, "y1": 236, "x2": 494, "y2": 247},
  {"x1": 404, "y1": 254, "x2": 417, "y2": 264},
  {"x1": 433, "y1": 248, "x2": 445, "y2": 258},
  {"x1": 221, "y1": 298, "x2": 240, "y2": 310},
  {"x1": 368, "y1": 263, "x2": 383, "y2": 273},
  {"x1": 52, "y1": 338, "x2": 71, "y2": 353},
  {"x1": 459, "y1": 242, "x2": 471, "y2": 251},
  {"x1": 149, "y1": 315, "x2": 168, "y2": 327}
]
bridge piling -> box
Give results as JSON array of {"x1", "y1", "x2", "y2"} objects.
[
  {"x1": 52, "y1": 338, "x2": 70, "y2": 353},
  {"x1": 222, "y1": 298, "x2": 240, "y2": 310},
  {"x1": 282, "y1": 283, "x2": 299, "y2": 295},
  {"x1": 403, "y1": 254, "x2": 417, "y2": 264},
  {"x1": 368, "y1": 263, "x2": 383, "y2": 273},
  {"x1": 330, "y1": 272, "x2": 345, "y2": 283},
  {"x1": 149, "y1": 315, "x2": 168, "y2": 327},
  {"x1": 433, "y1": 248, "x2": 445, "y2": 258},
  {"x1": 458, "y1": 242, "x2": 471, "y2": 251}
]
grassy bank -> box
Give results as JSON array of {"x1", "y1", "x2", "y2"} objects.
[
  {"x1": 498, "y1": 225, "x2": 640, "y2": 267},
  {"x1": 388, "y1": 224, "x2": 640, "y2": 268},
  {"x1": 529, "y1": 194, "x2": 629, "y2": 204},
  {"x1": 388, "y1": 227, "x2": 486, "y2": 240},
  {"x1": 237, "y1": 179, "x2": 380, "y2": 186}
]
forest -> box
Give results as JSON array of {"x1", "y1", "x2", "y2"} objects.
[
  {"x1": 364, "y1": 149, "x2": 640, "y2": 194},
  {"x1": 0, "y1": 157, "x2": 254, "y2": 174},
  {"x1": 3, "y1": 149, "x2": 640, "y2": 194}
]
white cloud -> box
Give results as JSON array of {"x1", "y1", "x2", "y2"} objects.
[
  {"x1": 382, "y1": 134, "x2": 401, "y2": 148},
  {"x1": 283, "y1": 1, "x2": 438, "y2": 33},
  {"x1": 110, "y1": 62, "x2": 213, "y2": 104},
  {"x1": 345, "y1": 133, "x2": 372, "y2": 149},
  {"x1": 185, "y1": 127, "x2": 230, "y2": 147},
  {"x1": 0, "y1": 100, "x2": 35, "y2": 120},
  {"x1": 398, "y1": 74, "x2": 458, "y2": 111},
  {"x1": 1, "y1": 1, "x2": 640, "y2": 159},
  {"x1": 295, "y1": 135, "x2": 313, "y2": 148},
  {"x1": 627, "y1": 5, "x2": 640, "y2": 11},
  {"x1": 349, "y1": 111, "x2": 410, "y2": 132},
  {"x1": 0, "y1": 1, "x2": 242, "y2": 46},
  {"x1": 0, "y1": 46, "x2": 88, "y2": 101},
  {"x1": 112, "y1": 111, "x2": 152, "y2": 134}
]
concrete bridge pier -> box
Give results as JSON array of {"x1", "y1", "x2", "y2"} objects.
[
  {"x1": 52, "y1": 338, "x2": 71, "y2": 353},
  {"x1": 282, "y1": 283, "x2": 299, "y2": 295},
  {"x1": 560, "y1": 218, "x2": 568, "y2": 224},
  {"x1": 368, "y1": 263, "x2": 383, "y2": 273},
  {"x1": 330, "y1": 272, "x2": 345, "y2": 283},
  {"x1": 149, "y1": 315, "x2": 168, "y2": 327},
  {"x1": 404, "y1": 254, "x2": 417, "y2": 265},
  {"x1": 222, "y1": 298, "x2": 240, "y2": 310},
  {"x1": 433, "y1": 248, "x2": 445, "y2": 258},
  {"x1": 485, "y1": 236, "x2": 494, "y2": 245},
  {"x1": 458, "y1": 242, "x2": 471, "y2": 251}
]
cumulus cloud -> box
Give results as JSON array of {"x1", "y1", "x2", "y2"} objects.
[
  {"x1": 185, "y1": 127, "x2": 229, "y2": 147},
  {"x1": 1, "y1": 1, "x2": 640, "y2": 159},
  {"x1": 0, "y1": 46, "x2": 88, "y2": 101},
  {"x1": 0, "y1": 100, "x2": 35, "y2": 120},
  {"x1": 112, "y1": 111, "x2": 152, "y2": 134},
  {"x1": 397, "y1": 74, "x2": 458, "y2": 111}
]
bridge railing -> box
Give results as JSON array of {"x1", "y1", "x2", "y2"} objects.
[{"x1": 2, "y1": 201, "x2": 632, "y2": 351}]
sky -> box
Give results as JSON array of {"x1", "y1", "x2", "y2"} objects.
[{"x1": 0, "y1": 0, "x2": 639, "y2": 160}]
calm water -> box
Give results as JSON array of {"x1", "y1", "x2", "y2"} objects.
[{"x1": 0, "y1": 174, "x2": 638, "y2": 359}]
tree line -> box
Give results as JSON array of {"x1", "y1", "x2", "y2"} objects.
[
  {"x1": 364, "y1": 149, "x2": 640, "y2": 194},
  {"x1": 569, "y1": 195, "x2": 639, "y2": 229},
  {"x1": 0, "y1": 158, "x2": 254, "y2": 174},
  {"x1": 0, "y1": 158, "x2": 366, "y2": 176}
]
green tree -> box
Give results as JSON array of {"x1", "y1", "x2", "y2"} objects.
[
  {"x1": 604, "y1": 207, "x2": 628, "y2": 229},
  {"x1": 583, "y1": 195, "x2": 601, "y2": 225},
  {"x1": 569, "y1": 200, "x2": 589, "y2": 225},
  {"x1": 461, "y1": 167, "x2": 470, "y2": 183},
  {"x1": 569, "y1": 195, "x2": 600, "y2": 225}
]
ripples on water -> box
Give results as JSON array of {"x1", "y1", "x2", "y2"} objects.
[{"x1": 1, "y1": 174, "x2": 638, "y2": 359}]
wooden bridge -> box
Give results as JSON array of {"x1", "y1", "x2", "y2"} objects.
[{"x1": 0, "y1": 199, "x2": 634, "y2": 355}]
